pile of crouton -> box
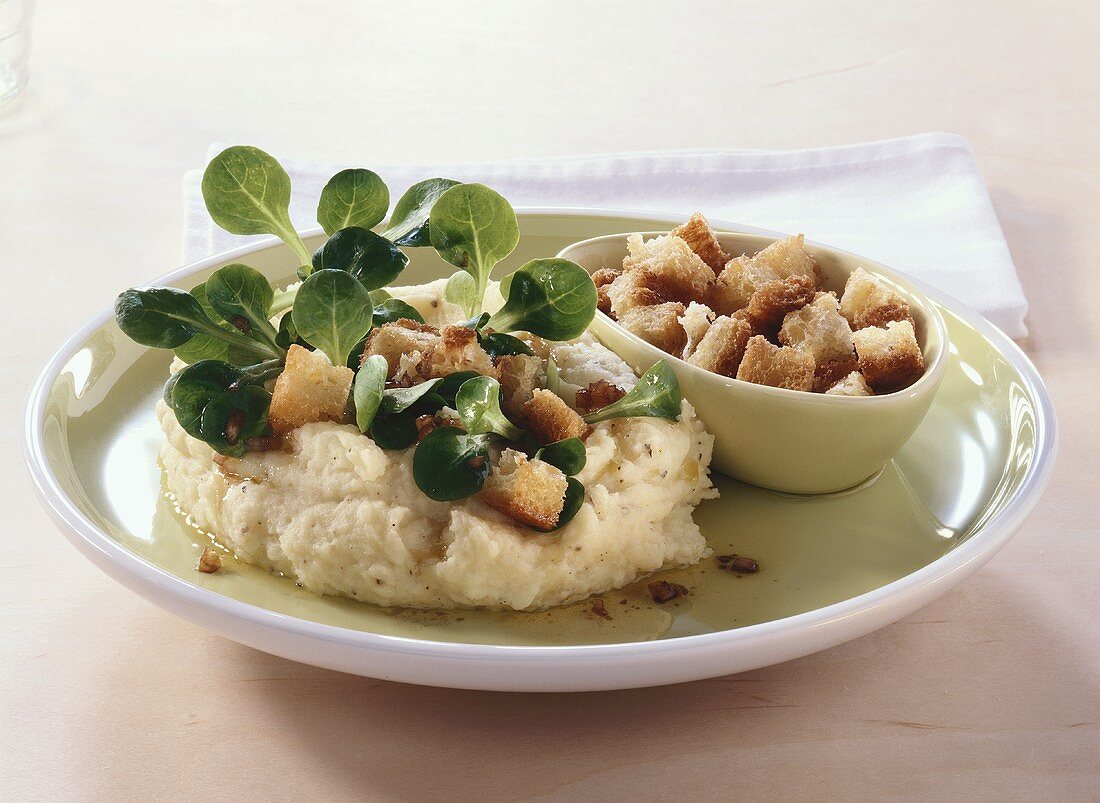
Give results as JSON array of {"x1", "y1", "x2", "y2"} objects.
[
  {"x1": 595, "y1": 213, "x2": 925, "y2": 396},
  {"x1": 265, "y1": 317, "x2": 620, "y2": 531}
]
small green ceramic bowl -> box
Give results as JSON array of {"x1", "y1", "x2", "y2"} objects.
[{"x1": 558, "y1": 230, "x2": 949, "y2": 494}]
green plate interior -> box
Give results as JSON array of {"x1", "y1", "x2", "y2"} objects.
[{"x1": 42, "y1": 213, "x2": 1038, "y2": 646}]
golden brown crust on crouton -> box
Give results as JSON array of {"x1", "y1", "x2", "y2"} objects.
[
  {"x1": 574, "y1": 380, "x2": 627, "y2": 413},
  {"x1": 813, "y1": 355, "x2": 860, "y2": 393},
  {"x1": 605, "y1": 268, "x2": 680, "y2": 317},
  {"x1": 619, "y1": 302, "x2": 688, "y2": 355},
  {"x1": 778, "y1": 292, "x2": 854, "y2": 357},
  {"x1": 592, "y1": 268, "x2": 623, "y2": 317},
  {"x1": 752, "y1": 234, "x2": 820, "y2": 284},
  {"x1": 363, "y1": 319, "x2": 441, "y2": 377},
  {"x1": 671, "y1": 213, "x2": 729, "y2": 275},
  {"x1": 840, "y1": 267, "x2": 913, "y2": 331},
  {"x1": 269, "y1": 345, "x2": 354, "y2": 437},
  {"x1": 735, "y1": 335, "x2": 816, "y2": 391},
  {"x1": 622, "y1": 233, "x2": 714, "y2": 302},
  {"x1": 852, "y1": 320, "x2": 925, "y2": 393},
  {"x1": 521, "y1": 389, "x2": 591, "y2": 445},
  {"x1": 707, "y1": 255, "x2": 775, "y2": 316},
  {"x1": 679, "y1": 301, "x2": 715, "y2": 359},
  {"x1": 742, "y1": 274, "x2": 818, "y2": 337},
  {"x1": 824, "y1": 371, "x2": 874, "y2": 396},
  {"x1": 496, "y1": 354, "x2": 543, "y2": 419},
  {"x1": 687, "y1": 315, "x2": 753, "y2": 377},
  {"x1": 480, "y1": 449, "x2": 568, "y2": 530}
]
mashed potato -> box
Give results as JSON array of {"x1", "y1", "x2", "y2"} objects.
[{"x1": 159, "y1": 281, "x2": 717, "y2": 611}]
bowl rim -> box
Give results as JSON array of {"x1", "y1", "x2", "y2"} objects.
[
  {"x1": 557, "y1": 228, "x2": 949, "y2": 405},
  {"x1": 21, "y1": 206, "x2": 1057, "y2": 663}
]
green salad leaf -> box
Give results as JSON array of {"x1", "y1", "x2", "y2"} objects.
[
  {"x1": 317, "y1": 168, "x2": 389, "y2": 236},
  {"x1": 204, "y1": 263, "x2": 281, "y2": 353},
  {"x1": 353, "y1": 354, "x2": 389, "y2": 433},
  {"x1": 454, "y1": 376, "x2": 521, "y2": 440},
  {"x1": 369, "y1": 413, "x2": 420, "y2": 450},
  {"x1": 380, "y1": 378, "x2": 444, "y2": 415},
  {"x1": 480, "y1": 332, "x2": 534, "y2": 360},
  {"x1": 429, "y1": 183, "x2": 519, "y2": 317},
  {"x1": 291, "y1": 269, "x2": 374, "y2": 367},
  {"x1": 412, "y1": 427, "x2": 492, "y2": 501},
  {"x1": 115, "y1": 287, "x2": 278, "y2": 360},
  {"x1": 311, "y1": 227, "x2": 409, "y2": 289},
  {"x1": 533, "y1": 437, "x2": 586, "y2": 476},
  {"x1": 201, "y1": 146, "x2": 312, "y2": 267},
  {"x1": 169, "y1": 360, "x2": 243, "y2": 439},
  {"x1": 372, "y1": 298, "x2": 425, "y2": 326},
  {"x1": 436, "y1": 370, "x2": 481, "y2": 407},
  {"x1": 198, "y1": 384, "x2": 272, "y2": 458},
  {"x1": 383, "y1": 178, "x2": 461, "y2": 246},
  {"x1": 582, "y1": 361, "x2": 681, "y2": 424},
  {"x1": 488, "y1": 258, "x2": 596, "y2": 340}
]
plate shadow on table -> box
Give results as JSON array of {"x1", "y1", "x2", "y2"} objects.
[{"x1": 201, "y1": 575, "x2": 1099, "y2": 798}]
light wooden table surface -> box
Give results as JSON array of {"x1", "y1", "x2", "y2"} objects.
[{"x1": 3, "y1": 1, "x2": 1097, "y2": 799}]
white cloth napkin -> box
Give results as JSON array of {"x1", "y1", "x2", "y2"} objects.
[{"x1": 183, "y1": 133, "x2": 1027, "y2": 337}]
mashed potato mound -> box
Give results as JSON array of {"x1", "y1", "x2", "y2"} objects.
[{"x1": 159, "y1": 280, "x2": 717, "y2": 611}]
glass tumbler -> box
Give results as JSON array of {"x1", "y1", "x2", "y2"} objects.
[{"x1": 0, "y1": 0, "x2": 32, "y2": 107}]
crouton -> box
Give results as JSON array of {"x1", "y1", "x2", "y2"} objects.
[
  {"x1": 480, "y1": 448, "x2": 569, "y2": 530},
  {"x1": 840, "y1": 267, "x2": 913, "y2": 330},
  {"x1": 592, "y1": 267, "x2": 622, "y2": 317},
  {"x1": 423, "y1": 325, "x2": 496, "y2": 379},
  {"x1": 622, "y1": 233, "x2": 714, "y2": 302},
  {"x1": 618, "y1": 302, "x2": 688, "y2": 356},
  {"x1": 605, "y1": 268, "x2": 672, "y2": 317},
  {"x1": 735, "y1": 335, "x2": 815, "y2": 391},
  {"x1": 671, "y1": 213, "x2": 729, "y2": 275},
  {"x1": 679, "y1": 301, "x2": 715, "y2": 359},
  {"x1": 751, "y1": 234, "x2": 820, "y2": 284},
  {"x1": 779, "y1": 292, "x2": 857, "y2": 388},
  {"x1": 269, "y1": 344, "x2": 354, "y2": 436},
  {"x1": 521, "y1": 389, "x2": 590, "y2": 445},
  {"x1": 824, "y1": 371, "x2": 874, "y2": 397},
  {"x1": 496, "y1": 354, "x2": 542, "y2": 418},
  {"x1": 687, "y1": 315, "x2": 753, "y2": 377},
  {"x1": 575, "y1": 380, "x2": 627, "y2": 413},
  {"x1": 814, "y1": 356, "x2": 860, "y2": 393},
  {"x1": 363, "y1": 319, "x2": 440, "y2": 378},
  {"x1": 708, "y1": 255, "x2": 778, "y2": 315},
  {"x1": 742, "y1": 274, "x2": 818, "y2": 336},
  {"x1": 852, "y1": 319, "x2": 925, "y2": 393}
]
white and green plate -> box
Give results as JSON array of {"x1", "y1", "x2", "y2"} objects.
[{"x1": 23, "y1": 210, "x2": 1057, "y2": 691}]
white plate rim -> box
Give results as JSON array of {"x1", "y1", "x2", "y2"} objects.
[{"x1": 21, "y1": 207, "x2": 1059, "y2": 691}]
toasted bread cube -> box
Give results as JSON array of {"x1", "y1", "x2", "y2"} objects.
[
  {"x1": 592, "y1": 267, "x2": 622, "y2": 317},
  {"x1": 687, "y1": 315, "x2": 753, "y2": 377},
  {"x1": 752, "y1": 234, "x2": 820, "y2": 284},
  {"x1": 671, "y1": 213, "x2": 729, "y2": 275},
  {"x1": 840, "y1": 267, "x2": 913, "y2": 330},
  {"x1": 825, "y1": 371, "x2": 874, "y2": 396},
  {"x1": 619, "y1": 302, "x2": 688, "y2": 356},
  {"x1": 814, "y1": 356, "x2": 860, "y2": 393},
  {"x1": 606, "y1": 268, "x2": 671, "y2": 317},
  {"x1": 622, "y1": 233, "x2": 714, "y2": 302},
  {"x1": 735, "y1": 335, "x2": 815, "y2": 391},
  {"x1": 521, "y1": 389, "x2": 590, "y2": 445},
  {"x1": 852, "y1": 320, "x2": 925, "y2": 393},
  {"x1": 421, "y1": 325, "x2": 497, "y2": 379},
  {"x1": 496, "y1": 354, "x2": 543, "y2": 418},
  {"x1": 480, "y1": 448, "x2": 568, "y2": 530},
  {"x1": 707, "y1": 255, "x2": 774, "y2": 315},
  {"x1": 679, "y1": 301, "x2": 716, "y2": 359},
  {"x1": 743, "y1": 274, "x2": 818, "y2": 336},
  {"x1": 574, "y1": 380, "x2": 627, "y2": 414},
  {"x1": 363, "y1": 319, "x2": 440, "y2": 378},
  {"x1": 269, "y1": 345, "x2": 354, "y2": 436},
  {"x1": 779, "y1": 292, "x2": 856, "y2": 365}
]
